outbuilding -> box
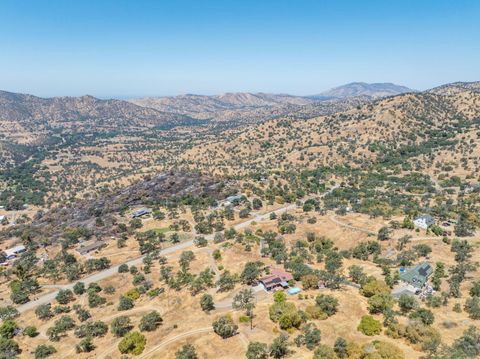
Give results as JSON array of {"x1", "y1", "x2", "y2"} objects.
[{"x1": 78, "y1": 241, "x2": 106, "y2": 256}]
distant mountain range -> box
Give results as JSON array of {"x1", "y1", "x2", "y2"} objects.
[
  {"x1": 129, "y1": 82, "x2": 413, "y2": 118},
  {"x1": 0, "y1": 90, "x2": 192, "y2": 127},
  {"x1": 130, "y1": 92, "x2": 313, "y2": 115},
  {"x1": 0, "y1": 82, "x2": 456, "y2": 133},
  {"x1": 2, "y1": 82, "x2": 410, "y2": 129},
  {"x1": 128, "y1": 92, "x2": 372, "y2": 125},
  {"x1": 164, "y1": 81, "x2": 480, "y2": 178},
  {"x1": 309, "y1": 82, "x2": 414, "y2": 100}
]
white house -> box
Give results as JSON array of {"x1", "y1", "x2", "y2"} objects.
[
  {"x1": 218, "y1": 194, "x2": 243, "y2": 208},
  {"x1": 4, "y1": 245, "x2": 26, "y2": 259},
  {"x1": 414, "y1": 215, "x2": 435, "y2": 230}
]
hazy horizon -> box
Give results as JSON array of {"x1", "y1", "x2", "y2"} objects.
[
  {"x1": 6, "y1": 80, "x2": 474, "y2": 100},
  {"x1": 1, "y1": 82, "x2": 420, "y2": 100}
]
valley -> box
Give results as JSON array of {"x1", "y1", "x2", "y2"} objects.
[{"x1": 0, "y1": 82, "x2": 479, "y2": 359}]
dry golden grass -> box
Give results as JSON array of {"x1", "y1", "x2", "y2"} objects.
[{"x1": 10, "y1": 208, "x2": 479, "y2": 358}]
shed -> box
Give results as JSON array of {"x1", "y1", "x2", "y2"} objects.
[
  {"x1": 288, "y1": 287, "x2": 301, "y2": 295},
  {"x1": 78, "y1": 241, "x2": 106, "y2": 256}
]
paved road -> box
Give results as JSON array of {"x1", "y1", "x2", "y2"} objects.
[{"x1": 17, "y1": 203, "x2": 296, "y2": 313}]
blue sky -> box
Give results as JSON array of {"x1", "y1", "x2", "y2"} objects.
[{"x1": 1, "y1": 0, "x2": 479, "y2": 97}]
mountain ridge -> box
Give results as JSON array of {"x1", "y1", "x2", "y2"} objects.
[
  {"x1": 310, "y1": 82, "x2": 414, "y2": 100},
  {"x1": 428, "y1": 81, "x2": 480, "y2": 95},
  {"x1": 0, "y1": 90, "x2": 192, "y2": 126},
  {"x1": 129, "y1": 82, "x2": 413, "y2": 120}
]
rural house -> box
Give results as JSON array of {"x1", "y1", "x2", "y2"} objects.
[
  {"x1": 218, "y1": 194, "x2": 243, "y2": 208},
  {"x1": 131, "y1": 208, "x2": 152, "y2": 218},
  {"x1": 413, "y1": 214, "x2": 435, "y2": 229},
  {"x1": 258, "y1": 268, "x2": 293, "y2": 291},
  {"x1": 4, "y1": 245, "x2": 26, "y2": 260},
  {"x1": 400, "y1": 261, "x2": 433, "y2": 288}
]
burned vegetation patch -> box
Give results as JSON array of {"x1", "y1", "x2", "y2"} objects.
[{"x1": 0, "y1": 171, "x2": 229, "y2": 246}]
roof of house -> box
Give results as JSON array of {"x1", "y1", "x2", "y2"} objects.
[
  {"x1": 271, "y1": 268, "x2": 293, "y2": 278},
  {"x1": 260, "y1": 276, "x2": 283, "y2": 286},
  {"x1": 4, "y1": 245, "x2": 26, "y2": 257},
  {"x1": 414, "y1": 215, "x2": 435, "y2": 224},
  {"x1": 225, "y1": 195, "x2": 243, "y2": 202},
  {"x1": 132, "y1": 208, "x2": 151, "y2": 217},
  {"x1": 259, "y1": 268, "x2": 294, "y2": 288},
  {"x1": 78, "y1": 241, "x2": 106, "y2": 255},
  {"x1": 400, "y1": 262, "x2": 433, "y2": 288}
]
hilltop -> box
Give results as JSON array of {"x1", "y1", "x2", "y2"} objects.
[
  {"x1": 310, "y1": 82, "x2": 414, "y2": 100},
  {"x1": 428, "y1": 81, "x2": 480, "y2": 95}
]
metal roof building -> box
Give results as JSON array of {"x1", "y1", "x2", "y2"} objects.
[
  {"x1": 131, "y1": 208, "x2": 152, "y2": 218},
  {"x1": 78, "y1": 241, "x2": 106, "y2": 256},
  {"x1": 4, "y1": 245, "x2": 26, "y2": 258},
  {"x1": 399, "y1": 261, "x2": 433, "y2": 288}
]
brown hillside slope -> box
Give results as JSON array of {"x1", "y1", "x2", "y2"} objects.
[{"x1": 174, "y1": 91, "x2": 480, "y2": 181}]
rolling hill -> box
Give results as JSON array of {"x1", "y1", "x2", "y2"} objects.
[
  {"x1": 0, "y1": 81, "x2": 479, "y2": 209},
  {"x1": 0, "y1": 90, "x2": 192, "y2": 126},
  {"x1": 171, "y1": 87, "x2": 480, "y2": 182}
]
